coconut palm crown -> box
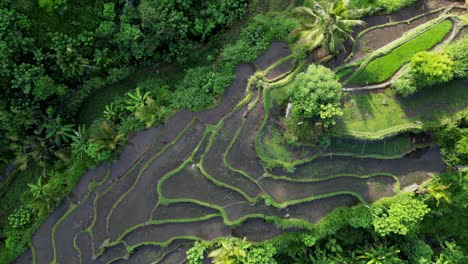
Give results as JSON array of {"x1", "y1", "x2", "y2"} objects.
[{"x1": 293, "y1": 0, "x2": 367, "y2": 53}]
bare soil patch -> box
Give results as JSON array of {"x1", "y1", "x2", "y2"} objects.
[{"x1": 254, "y1": 42, "x2": 291, "y2": 70}]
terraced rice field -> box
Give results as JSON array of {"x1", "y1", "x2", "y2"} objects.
[
  {"x1": 13, "y1": 42, "x2": 449, "y2": 264},
  {"x1": 16, "y1": 5, "x2": 467, "y2": 263}
]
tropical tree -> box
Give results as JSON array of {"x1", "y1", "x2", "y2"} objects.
[
  {"x1": 103, "y1": 103, "x2": 119, "y2": 122},
  {"x1": 371, "y1": 194, "x2": 430, "y2": 236},
  {"x1": 134, "y1": 97, "x2": 169, "y2": 128},
  {"x1": 27, "y1": 176, "x2": 64, "y2": 218},
  {"x1": 125, "y1": 87, "x2": 151, "y2": 112},
  {"x1": 293, "y1": 0, "x2": 367, "y2": 53},
  {"x1": 88, "y1": 120, "x2": 125, "y2": 152},
  {"x1": 289, "y1": 64, "x2": 343, "y2": 122},
  {"x1": 38, "y1": 116, "x2": 75, "y2": 145},
  {"x1": 55, "y1": 46, "x2": 89, "y2": 79},
  {"x1": 357, "y1": 242, "x2": 402, "y2": 264},
  {"x1": 9, "y1": 134, "x2": 68, "y2": 174}
]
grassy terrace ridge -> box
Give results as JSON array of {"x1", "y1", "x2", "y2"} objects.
[{"x1": 349, "y1": 19, "x2": 453, "y2": 84}]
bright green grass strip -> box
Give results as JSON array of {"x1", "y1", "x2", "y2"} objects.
[
  {"x1": 335, "y1": 79, "x2": 468, "y2": 139},
  {"x1": 51, "y1": 203, "x2": 78, "y2": 264},
  {"x1": 350, "y1": 20, "x2": 453, "y2": 84}
]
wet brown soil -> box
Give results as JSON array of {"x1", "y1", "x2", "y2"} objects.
[
  {"x1": 254, "y1": 42, "x2": 292, "y2": 70},
  {"x1": 266, "y1": 58, "x2": 294, "y2": 80},
  {"x1": 286, "y1": 194, "x2": 360, "y2": 223}
]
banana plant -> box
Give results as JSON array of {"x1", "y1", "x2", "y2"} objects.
[
  {"x1": 125, "y1": 87, "x2": 151, "y2": 112},
  {"x1": 103, "y1": 103, "x2": 118, "y2": 122}
]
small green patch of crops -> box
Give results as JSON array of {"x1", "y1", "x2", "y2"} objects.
[
  {"x1": 350, "y1": 20, "x2": 453, "y2": 85},
  {"x1": 262, "y1": 127, "x2": 294, "y2": 162}
]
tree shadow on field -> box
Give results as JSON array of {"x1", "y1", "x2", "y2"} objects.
[
  {"x1": 342, "y1": 90, "x2": 375, "y2": 131},
  {"x1": 397, "y1": 79, "x2": 468, "y2": 124}
]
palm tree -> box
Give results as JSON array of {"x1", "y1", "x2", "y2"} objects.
[
  {"x1": 9, "y1": 134, "x2": 68, "y2": 174},
  {"x1": 357, "y1": 242, "x2": 402, "y2": 264},
  {"x1": 134, "y1": 97, "x2": 168, "y2": 128},
  {"x1": 27, "y1": 176, "x2": 63, "y2": 218},
  {"x1": 293, "y1": 0, "x2": 367, "y2": 53},
  {"x1": 89, "y1": 120, "x2": 125, "y2": 152},
  {"x1": 56, "y1": 46, "x2": 89, "y2": 79},
  {"x1": 39, "y1": 115, "x2": 75, "y2": 145}
]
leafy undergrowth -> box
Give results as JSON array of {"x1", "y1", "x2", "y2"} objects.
[
  {"x1": 336, "y1": 79, "x2": 468, "y2": 139},
  {"x1": 349, "y1": 19, "x2": 453, "y2": 85}
]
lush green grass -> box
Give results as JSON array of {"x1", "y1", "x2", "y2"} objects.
[
  {"x1": 349, "y1": 20, "x2": 453, "y2": 85},
  {"x1": 261, "y1": 127, "x2": 294, "y2": 162},
  {"x1": 336, "y1": 79, "x2": 468, "y2": 138}
]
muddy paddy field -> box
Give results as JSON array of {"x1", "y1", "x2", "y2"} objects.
[{"x1": 15, "y1": 1, "x2": 467, "y2": 263}]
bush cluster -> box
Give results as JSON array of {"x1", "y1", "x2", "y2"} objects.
[
  {"x1": 8, "y1": 207, "x2": 33, "y2": 229},
  {"x1": 393, "y1": 36, "x2": 468, "y2": 97}
]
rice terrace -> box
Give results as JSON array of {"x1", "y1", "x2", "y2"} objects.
[{"x1": 1, "y1": 0, "x2": 467, "y2": 263}]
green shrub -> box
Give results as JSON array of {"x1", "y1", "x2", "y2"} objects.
[
  {"x1": 393, "y1": 51, "x2": 453, "y2": 96},
  {"x1": 402, "y1": 239, "x2": 433, "y2": 264},
  {"x1": 27, "y1": 176, "x2": 66, "y2": 218},
  {"x1": 222, "y1": 14, "x2": 297, "y2": 65},
  {"x1": 371, "y1": 194, "x2": 430, "y2": 236},
  {"x1": 8, "y1": 206, "x2": 33, "y2": 229},
  {"x1": 436, "y1": 125, "x2": 468, "y2": 167},
  {"x1": 445, "y1": 36, "x2": 468, "y2": 78},
  {"x1": 4, "y1": 229, "x2": 28, "y2": 255},
  {"x1": 435, "y1": 241, "x2": 467, "y2": 264},
  {"x1": 376, "y1": 0, "x2": 417, "y2": 13},
  {"x1": 118, "y1": 116, "x2": 146, "y2": 134},
  {"x1": 454, "y1": 135, "x2": 468, "y2": 166},
  {"x1": 289, "y1": 64, "x2": 343, "y2": 126},
  {"x1": 84, "y1": 142, "x2": 112, "y2": 162},
  {"x1": 409, "y1": 51, "x2": 453, "y2": 87},
  {"x1": 187, "y1": 241, "x2": 206, "y2": 264},
  {"x1": 172, "y1": 66, "x2": 233, "y2": 111}
]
